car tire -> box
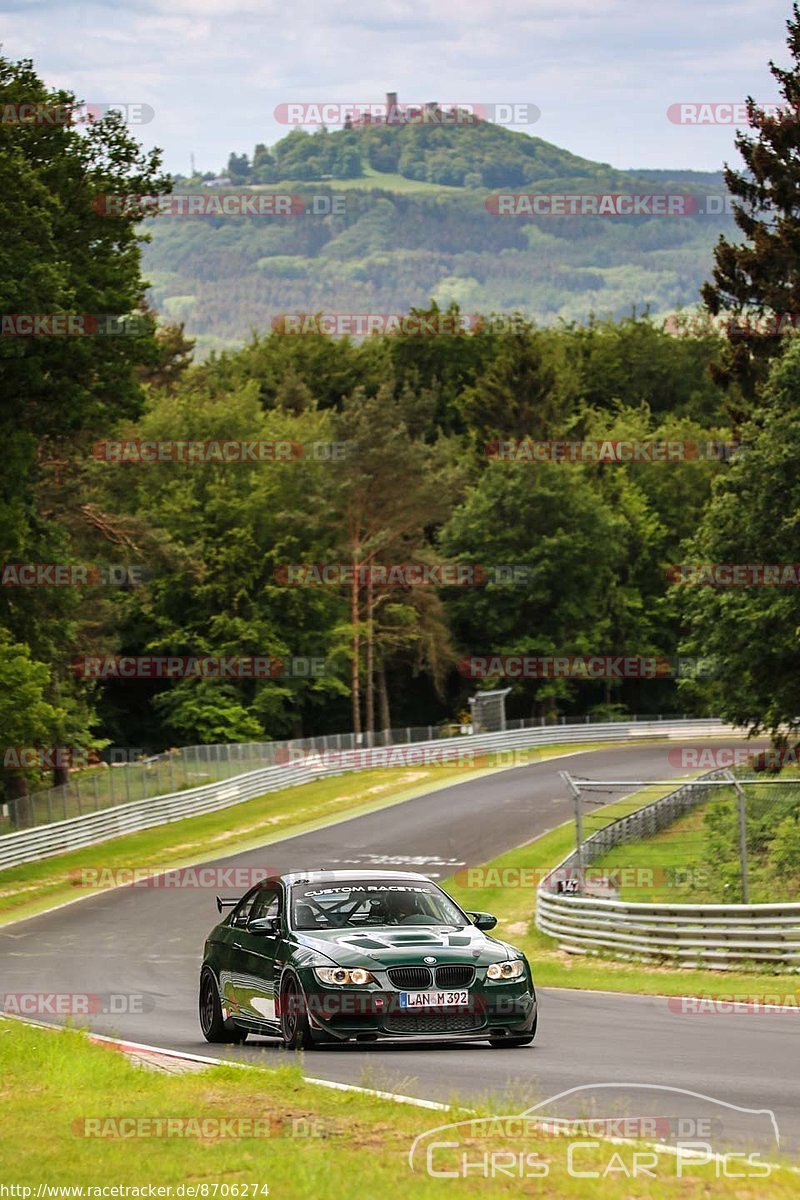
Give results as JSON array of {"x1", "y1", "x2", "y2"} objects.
[
  {"x1": 488, "y1": 1014, "x2": 537, "y2": 1048},
  {"x1": 280, "y1": 974, "x2": 316, "y2": 1050},
  {"x1": 199, "y1": 967, "x2": 248, "y2": 1044}
]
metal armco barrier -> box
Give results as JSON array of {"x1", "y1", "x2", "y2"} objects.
[
  {"x1": 0, "y1": 718, "x2": 741, "y2": 871},
  {"x1": 536, "y1": 769, "x2": 800, "y2": 966}
]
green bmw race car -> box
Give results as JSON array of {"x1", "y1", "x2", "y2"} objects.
[{"x1": 199, "y1": 870, "x2": 537, "y2": 1048}]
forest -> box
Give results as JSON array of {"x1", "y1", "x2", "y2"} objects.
[{"x1": 2, "y1": 42, "x2": 800, "y2": 802}]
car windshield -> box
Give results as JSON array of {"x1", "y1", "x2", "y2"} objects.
[{"x1": 290, "y1": 879, "x2": 468, "y2": 930}]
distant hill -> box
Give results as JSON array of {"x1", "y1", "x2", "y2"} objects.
[{"x1": 142, "y1": 119, "x2": 736, "y2": 356}]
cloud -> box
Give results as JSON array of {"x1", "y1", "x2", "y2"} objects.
[{"x1": 0, "y1": 0, "x2": 792, "y2": 173}]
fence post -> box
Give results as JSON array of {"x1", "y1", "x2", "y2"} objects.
[{"x1": 561, "y1": 771, "x2": 583, "y2": 872}]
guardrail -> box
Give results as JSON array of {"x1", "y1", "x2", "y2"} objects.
[
  {"x1": 6, "y1": 710, "x2": 706, "y2": 834},
  {"x1": 536, "y1": 769, "x2": 800, "y2": 967},
  {"x1": 0, "y1": 717, "x2": 742, "y2": 872}
]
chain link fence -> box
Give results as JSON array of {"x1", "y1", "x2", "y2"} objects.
[
  {"x1": 0, "y1": 711, "x2": 695, "y2": 835},
  {"x1": 561, "y1": 769, "x2": 800, "y2": 905}
]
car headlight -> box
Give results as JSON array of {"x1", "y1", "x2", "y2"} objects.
[
  {"x1": 314, "y1": 967, "x2": 375, "y2": 986},
  {"x1": 486, "y1": 959, "x2": 525, "y2": 981}
]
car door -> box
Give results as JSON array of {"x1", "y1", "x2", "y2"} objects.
[
  {"x1": 216, "y1": 889, "x2": 257, "y2": 1019},
  {"x1": 230, "y1": 885, "x2": 283, "y2": 1028}
]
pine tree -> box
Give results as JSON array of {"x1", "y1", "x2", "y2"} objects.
[{"x1": 702, "y1": 3, "x2": 800, "y2": 413}]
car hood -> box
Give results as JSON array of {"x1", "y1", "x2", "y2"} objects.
[{"x1": 292, "y1": 924, "x2": 518, "y2": 969}]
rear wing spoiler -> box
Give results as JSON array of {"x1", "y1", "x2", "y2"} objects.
[{"x1": 216, "y1": 896, "x2": 241, "y2": 913}]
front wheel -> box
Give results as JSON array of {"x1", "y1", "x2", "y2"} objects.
[
  {"x1": 199, "y1": 968, "x2": 248, "y2": 1044},
  {"x1": 280, "y1": 974, "x2": 316, "y2": 1050}
]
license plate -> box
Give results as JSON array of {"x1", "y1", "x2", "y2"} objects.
[{"x1": 399, "y1": 990, "x2": 469, "y2": 1008}]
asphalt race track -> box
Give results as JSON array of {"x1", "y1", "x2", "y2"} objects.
[{"x1": 2, "y1": 741, "x2": 798, "y2": 1157}]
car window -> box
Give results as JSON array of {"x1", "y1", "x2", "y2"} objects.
[
  {"x1": 291, "y1": 880, "x2": 467, "y2": 929},
  {"x1": 231, "y1": 894, "x2": 255, "y2": 927},
  {"x1": 249, "y1": 888, "x2": 280, "y2": 924}
]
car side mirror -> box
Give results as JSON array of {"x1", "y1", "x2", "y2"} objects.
[
  {"x1": 248, "y1": 916, "x2": 281, "y2": 935},
  {"x1": 470, "y1": 911, "x2": 497, "y2": 931}
]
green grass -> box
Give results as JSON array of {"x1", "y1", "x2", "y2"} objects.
[
  {"x1": 0, "y1": 1020, "x2": 794, "y2": 1196},
  {"x1": 589, "y1": 803, "x2": 719, "y2": 902},
  {"x1": 582, "y1": 768, "x2": 800, "y2": 904},
  {"x1": 444, "y1": 800, "x2": 800, "y2": 996},
  {"x1": 251, "y1": 167, "x2": 471, "y2": 194},
  {"x1": 0, "y1": 743, "x2": 607, "y2": 926}
]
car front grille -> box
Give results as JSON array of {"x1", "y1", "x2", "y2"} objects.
[
  {"x1": 387, "y1": 966, "x2": 433, "y2": 989},
  {"x1": 384, "y1": 1011, "x2": 484, "y2": 1035},
  {"x1": 435, "y1": 965, "x2": 475, "y2": 988}
]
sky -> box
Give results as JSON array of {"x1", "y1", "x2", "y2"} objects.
[{"x1": 0, "y1": 0, "x2": 794, "y2": 176}]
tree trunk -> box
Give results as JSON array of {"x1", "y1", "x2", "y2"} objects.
[
  {"x1": 4, "y1": 769, "x2": 31, "y2": 828},
  {"x1": 365, "y1": 568, "x2": 374, "y2": 744},
  {"x1": 378, "y1": 664, "x2": 392, "y2": 739},
  {"x1": 351, "y1": 551, "x2": 361, "y2": 737}
]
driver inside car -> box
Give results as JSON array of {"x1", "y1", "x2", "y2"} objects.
[{"x1": 382, "y1": 890, "x2": 424, "y2": 924}]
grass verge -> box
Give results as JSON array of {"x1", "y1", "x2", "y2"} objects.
[
  {"x1": 0, "y1": 1020, "x2": 794, "y2": 1196},
  {"x1": 589, "y1": 769, "x2": 800, "y2": 904},
  {"x1": 444, "y1": 805, "x2": 800, "y2": 997},
  {"x1": 0, "y1": 743, "x2": 607, "y2": 927}
]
